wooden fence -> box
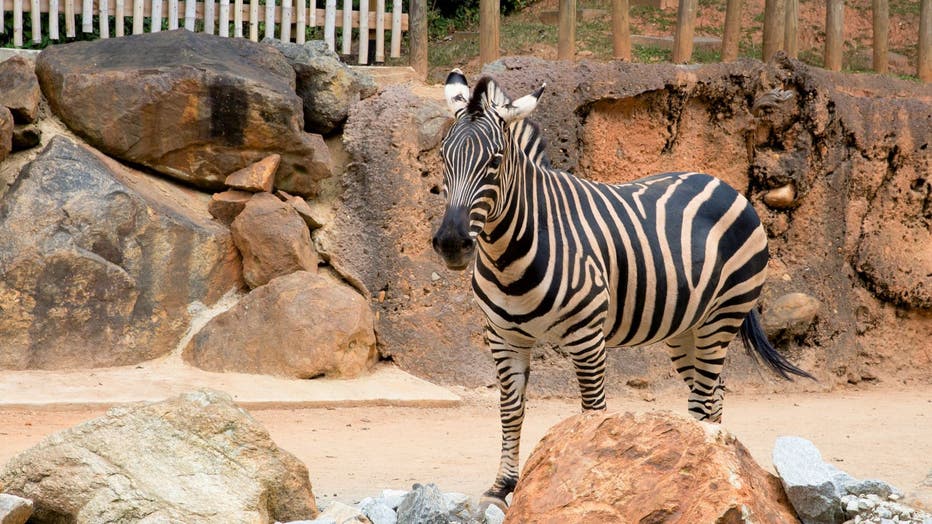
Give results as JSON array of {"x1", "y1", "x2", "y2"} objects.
[
  {"x1": 0, "y1": 0, "x2": 408, "y2": 65},
  {"x1": 476, "y1": 0, "x2": 931, "y2": 83}
]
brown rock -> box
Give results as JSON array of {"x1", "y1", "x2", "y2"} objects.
[
  {"x1": 0, "y1": 389, "x2": 318, "y2": 523},
  {"x1": 35, "y1": 30, "x2": 332, "y2": 196},
  {"x1": 506, "y1": 411, "x2": 798, "y2": 524},
  {"x1": 763, "y1": 183, "x2": 797, "y2": 209},
  {"x1": 0, "y1": 137, "x2": 243, "y2": 370},
  {"x1": 208, "y1": 189, "x2": 254, "y2": 225},
  {"x1": 231, "y1": 192, "x2": 317, "y2": 289},
  {"x1": 0, "y1": 106, "x2": 11, "y2": 162},
  {"x1": 0, "y1": 56, "x2": 41, "y2": 124},
  {"x1": 277, "y1": 189, "x2": 324, "y2": 229},
  {"x1": 763, "y1": 292, "x2": 821, "y2": 341},
  {"x1": 184, "y1": 271, "x2": 377, "y2": 379},
  {"x1": 225, "y1": 153, "x2": 280, "y2": 193}
]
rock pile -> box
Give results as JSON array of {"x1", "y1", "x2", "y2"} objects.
[
  {"x1": 279, "y1": 484, "x2": 506, "y2": 524},
  {"x1": 773, "y1": 436, "x2": 931, "y2": 524}
]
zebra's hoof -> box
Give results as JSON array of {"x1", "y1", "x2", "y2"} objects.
[{"x1": 479, "y1": 494, "x2": 509, "y2": 514}]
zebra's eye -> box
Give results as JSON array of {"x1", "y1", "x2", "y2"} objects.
[{"x1": 487, "y1": 154, "x2": 502, "y2": 171}]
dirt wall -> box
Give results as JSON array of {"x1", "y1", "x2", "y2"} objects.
[{"x1": 336, "y1": 56, "x2": 930, "y2": 397}]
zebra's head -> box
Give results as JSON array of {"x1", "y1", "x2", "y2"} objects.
[{"x1": 431, "y1": 69, "x2": 545, "y2": 270}]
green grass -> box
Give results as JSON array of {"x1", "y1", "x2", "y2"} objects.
[
  {"x1": 889, "y1": 0, "x2": 920, "y2": 15},
  {"x1": 630, "y1": 5, "x2": 676, "y2": 32}
]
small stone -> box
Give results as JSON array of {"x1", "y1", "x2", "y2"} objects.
[
  {"x1": 846, "y1": 498, "x2": 860, "y2": 514},
  {"x1": 224, "y1": 153, "x2": 281, "y2": 192},
  {"x1": 11, "y1": 125, "x2": 40, "y2": 151},
  {"x1": 763, "y1": 293, "x2": 821, "y2": 340},
  {"x1": 876, "y1": 507, "x2": 894, "y2": 519},
  {"x1": 859, "y1": 497, "x2": 876, "y2": 510},
  {"x1": 396, "y1": 484, "x2": 448, "y2": 524},
  {"x1": 277, "y1": 190, "x2": 326, "y2": 229},
  {"x1": 0, "y1": 493, "x2": 33, "y2": 524},
  {"x1": 773, "y1": 436, "x2": 844, "y2": 524},
  {"x1": 379, "y1": 490, "x2": 408, "y2": 510},
  {"x1": 763, "y1": 183, "x2": 797, "y2": 209},
  {"x1": 317, "y1": 501, "x2": 372, "y2": 523},
  {"x1": 358, "y1": 497, "x2": 396, "y2": 524},
  {"x1": 442, "y1": 492, "x2": 474, "y2": 521},
  {"x1": 431, "y1": 272, "x2": 441, "y2": 282},
  {"x1": 483, "y1": 504, "x2": 505, "y2": 524},
  {"x1": 208, "y1": 189, "x2": 254, "y2": 225}
]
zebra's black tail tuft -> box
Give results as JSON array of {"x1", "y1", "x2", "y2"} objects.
[{"x1": 740, "y1": 309, "x2": 816, "y2": 381}]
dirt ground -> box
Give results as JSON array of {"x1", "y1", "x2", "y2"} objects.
[{"x1": 1, "y1": 385, "x2": 930, "y2": 509}]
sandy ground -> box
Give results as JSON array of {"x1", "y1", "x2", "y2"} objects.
[{"x1": 1, "y1": 385, "x2": 930, "y2": 508}]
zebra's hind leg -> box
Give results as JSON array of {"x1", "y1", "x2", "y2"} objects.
[
  {"x1": 481, "y1": 328, "x2": 532, "y2": 511},
  {"x1": 666, "y1": 331, "x2": 726, "y2": 423}
]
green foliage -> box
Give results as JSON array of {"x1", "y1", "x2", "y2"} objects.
[
  {"x1": 2, "y1": 13, "x2": 100, "y2": 49},
  {"x1": 633, "y1": 44, "x2": 671, "y2": 63},
  {"x1": 888, "y1": 0, "x2": 920, "y2": 15},
  {"x1": 630, "y1": 5, "x2": 676, "y2": 31}
]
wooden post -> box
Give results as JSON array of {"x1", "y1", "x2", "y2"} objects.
[
  {"x1": 721, "y1": 0, "x2": 742, "y2": 61},
  {"x1": 265, "y1": 0, "x2": 275, "y2": 39},
  {"x1": 784, "y1": 0, "x2": 798, "y2": 58},
  {"x1": 762, "y1": 0, "x2": 785, "y2": 61},
  {"x1": 612, "y1": 0, "x2": 631, "y2": 60},
  {"x1": 185, "y1": 0, "x2": 196, "y2": 31},
  {"x1": 250, "y1": 0, "x2": 259, "y2": 40},
  {"x1": 409, "y1": 0, "x2": 428, "y2": 80},
  {"x1": 169, "y1": 0, "x2": 178, "y2": 30},
  {"x1": 824, "y1": 0, "x2": 844, "y2": 71},
  {"x1": 281, "y1": 0, "x2": 291, "y2": 41},
  {"x1": 65, "y1": 0, "x2": 76, "y2": 37},
  {"x1": 376, "y1": 0, "x2": 385, "y2": 62},
  {"x1": 13, "y1": 0, "x2": 22, "y2": 46},
  {"x1": 324, "y1": 0, "x2": 336, "y2": 50},
  {"x1": 358, "y1": 0, "x2": 369, "y2": 64},
  {"x1": 152, "y1": 0, "x2": 163, "y2": 32},
  {"x1": 391, "y1": 0, "x2": 402, "y2": 58},
  {"x1": 49, "y1": 0, "x2": 60, "y2": 39},
  {"x1": 296, "y1": 0, "x2": 305, "y2": 43},
  {"x1": 134, "y1": 0, "x2": 144, "y2": 33},
  {"x1": 82, "y1": 0, "x2": 92, "y2": 32},
  {"x1": 871, "y1": 0, "x2": 888, "y2": 73},
  {"x1": 342, "y1": 0, "x2": 351, "y2": 54},
  {"x1": 480, "y1": 0, "x2": 500, "y2": 65},
  {"x1": 235, "y1": 0, "x2": 243, "y2": 36},
  {"x1": 558, "y1": 0, "x2": 576, "y2": 60},
  {"x1": 920, "y1": 0, "x2": 931, "y2": 81},
  {"x1": 30, "y1": 0, "x2": 41, "y2": 43},
  {"x1": 219, "y1": 0, "x2": 230, "y2": 37},
  {"x1": 98, "y1": 0, "x2": 107, "y2": 38},
  {"x1": 672, "y1": 0, "x2": 697, "y2": 63}
]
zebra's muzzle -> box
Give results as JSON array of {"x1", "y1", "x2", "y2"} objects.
[{"x1": 432, "y1": 208, "x2": 476, "y2": 270}]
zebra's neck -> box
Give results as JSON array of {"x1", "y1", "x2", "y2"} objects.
[{"x1": 479, "y1": 119, "x2": 554, "y2": 268}]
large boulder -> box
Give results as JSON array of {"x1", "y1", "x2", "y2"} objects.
[
  {"x1": 331, "y1": 85, "x2": 494, "y2": 388},
  {"x1": 0, "y1": 106, "x2": 11, "y2": 162},
  {"x1": 263, "y1": 39, "x2": 378, "y2": 135},
  {"x1": 0, "y1": 136, "x2": 242, "y2": 369},
  {"x1": 35, "y1": 30, "x2": 331, "y2": 196},
  {"x1": 184, "y1": 270, "x2": 377, "y2": 379},
  {"x1": 506, "y1": 411, "x2": 799, "y2": 523},
  {"x1": 231, "y1": 191, "x2": 318, "y2": 289},
  {"x1": 0, "y1": 56, "x2": 41, "y2": 124},
  {"x1": 0, "y1": 390, "x2": 318, "y2": 523}
]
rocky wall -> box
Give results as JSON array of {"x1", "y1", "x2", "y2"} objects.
[{"x1": 336, "y1": 56, "x2": 931, "y2": 396}]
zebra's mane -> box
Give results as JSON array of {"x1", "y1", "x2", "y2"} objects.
[{"x1": 466, "y1": 77, "x2": 551, "y2": 168}]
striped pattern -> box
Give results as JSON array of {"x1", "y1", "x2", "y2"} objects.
[{"x1": 432, "y1": 72, "x2": 811, "y2": 508}]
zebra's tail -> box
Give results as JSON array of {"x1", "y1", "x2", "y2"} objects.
[{"x1": 740, "y1": 309, "x2": 816, "y2": 380}]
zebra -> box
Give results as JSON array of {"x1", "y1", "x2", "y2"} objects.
[{"x1": 431, "y1": 69, "x2": 813, "y2": 509}]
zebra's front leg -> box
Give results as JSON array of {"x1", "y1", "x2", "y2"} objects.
[{"x1": 481, "y1": 328, "x2": 532, "y2": 511}]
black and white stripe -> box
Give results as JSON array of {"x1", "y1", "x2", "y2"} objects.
[{"x1": 431, "y1": 70, "x2": 812, "y2": 509}]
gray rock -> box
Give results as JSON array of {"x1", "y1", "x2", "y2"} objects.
[
  {"x1": 845, "y1": 479, "x2": 903, "y2": 500},
  {"x1": 396, "y1": 484, "x2": 450, "y2": 524},
  {"x1": 442, "y1": 492, "x2": 474, "y2": 522},
  {"x1": 379, "y1": 489, "x2": 409, "y2": 510},
  {"x1": 264, "y1": 38, "x2": 377, "y2": 135},
  {"x1": 358, "y1": 497, "x2": 397, "y2": 524},
  {"x1": 482, "y1": 504, "x2": 505, "y2": 524},
  {"x1": 0, "y1": 390, "x2": 317, "y2": 523},
  {"x1": 773, "y1": 436, "x2": 845, "y2": 524},
  {"x1": 0, "y1": 493, "x2": 33, "y2": 524}
]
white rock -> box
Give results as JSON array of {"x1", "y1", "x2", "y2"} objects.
[
  {"x1": 773, "y1": 436, "x2": 844, "y2": 524},
  {"x1": 317, "y1": 501, "x2": 371, "y2": 524},
  {"x1": 379, "y1": 490, "x2": 408, "y2": 510},
  {"x1": 358, "y1": 497, "x2": 397, "y2": 524},
  {"x1": 0, "y1": 494, "x2": 33, "y2": 524},
  {"x1": 484, "y1": 504, "x2": 505, "y2": 524}
]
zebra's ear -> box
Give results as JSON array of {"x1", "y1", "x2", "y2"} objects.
[
  {"x1": 492, "y1": 83, "x2": 546, "y2": 123},
  {"x1": 445, "y1": 69, "x2": 470, "y2": 114}
]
